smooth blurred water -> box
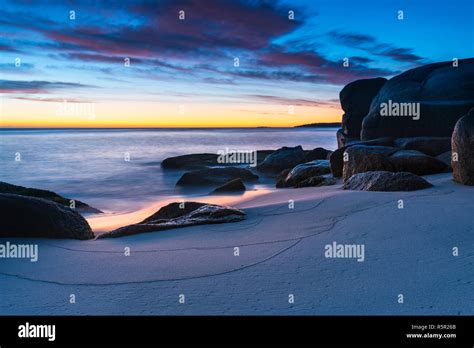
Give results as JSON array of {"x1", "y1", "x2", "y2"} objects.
[{"x1": 0, "y1": 128, "x2": 337, "y2": 212}]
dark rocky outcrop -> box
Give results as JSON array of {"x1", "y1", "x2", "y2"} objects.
[
  {"x1": 361, "y1": 59, "x2": 474, "y2": 140},
  {"x1": 276, "y1": 160, "x2": 331, "y2": 188},
  {"x1": 343, "y1": 171, "x2": 433, "y2": 192},
  {"x1": 98, "y1": 202, "x2": 245, "y2": 238},
  {"x1": 211, "y1": 178, "x2": 246, "y2": 194},
  {"x1": 0, "y1": 194, "x2": 94, "y2": 239},
  {"x1": 304, "y1": 147, "x2": 332, "y2": 161},
  {"x1": 394, "y1": 137, "x2": 451, "y2": 156},
  {"x1": 176, "y1": 167, "x2": 258, "y2": 187},
  {"x1": 257, "y1": 146, "x2": 306, "y2": 173},
  {"x1": 452, "y1": 108, "x2": 474, "y2": 185},
  {"x1": 0, "y1": 181, "x2": 101, "y2": 214},
  {"x1": 330, "y1": 137, "x2": 395, "y2": 177},
  {"x1": 339, "y1": 77, "x2": 387, "y2": 138}
]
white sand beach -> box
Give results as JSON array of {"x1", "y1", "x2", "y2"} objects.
[{"x1": 1, "y1": 172, "x2": 472, "y2": 315}]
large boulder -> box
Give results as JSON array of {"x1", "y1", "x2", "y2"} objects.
[
  {"x1": 340, "y1": 77, "x2": 387, "y2": 138},
  {"x1": 294, "y1": 175, "x2": 336, "y2": 188},
  {"x1": 176, "y1": 167, "x2": 258, "y2": 187},
  {"x1": 276, "y1": 160, "x2": 331, "y2": 188},
  {"x1": 342, "y1": 146, "x2": 448, "y2": 181},
  {"x1": 0, "y1": 181, "x2": 101, "y2": 214},
  {"x1": 257, "y1": 146, "x2": 306, "y2": 173},
  {"x1": 389, "y1": 150, "x2": 448, "y2": 175},
  {"x1": 304, "y1": 147, "x2": 332, "y2": 161},
  {"x1": 98, "y1": 202, "x2": 245, "y2": 238},
  {"x1": 343, "y1": 171, "x2": 433, "y2": 191},
  {"x1": 342, "y1": 145, "x2": 398, "y2": 181},
  {"x1": 452, "y1": 108, "x2": 474, "y2": 185},
  {"x1": 361, "y1": 59, "x2": 474, "y2": 140},
  {"x1": 211, "y1": 178, "x2": 246, "y2": 194},
  {"x1": 0, "y1": 194, "x2": 94, "y2": 239},
  {"x1": 394, "y1": 137, "x2": 451, "y2": 156},
  {"x1": 330, "y1": 137, "x2": 395, "y2": 177}
]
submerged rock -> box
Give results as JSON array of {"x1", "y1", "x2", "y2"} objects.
[
  {"x1": 452, "y1": 108, "x2": 474, "y2": 185},
  {"x1": 0, "y1": 194, "x2": 94, "y2": 239},
  {"x1": 161, "y1": 153, "x2": 219, "y2": 169},
  {"x1": 0, "y1": 181, "x2": 101, "y2": 214},
  {"x1": 211, "y1": 178, "x2": 246, "y2": 194},
  {"x1": 343, "y1": 171, "x2": 433, "y2": 192},
  {"x1": 98, "y1": 202, "x2": 245, "y2": 238},
  {"x1": 176, "y1": 167, "x2": 258, "y2": 187}
]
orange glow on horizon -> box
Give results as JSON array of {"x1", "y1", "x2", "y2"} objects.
[{"x1": 0, "y1": 98, "x2": 342, "y2": 128}]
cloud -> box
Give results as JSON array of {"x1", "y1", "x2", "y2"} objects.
[
  {"x1": 0, "y1": 80, "x2": 93, "y2": 93},
  {"x1": 328, "y1": 30, "x2": 424, "y2": 63},
  {"x1": 249, "y1": 94, "x2": 340, "y2": 108},
  {"x1": 329, "y1": 31, "x2": 376, "y2": 46}
]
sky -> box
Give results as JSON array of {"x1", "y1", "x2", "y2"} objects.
[{"x1": 0, "y1": 0, "x2": 473, "y2": 128}]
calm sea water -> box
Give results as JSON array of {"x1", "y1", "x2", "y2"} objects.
[{"x1": 0, "y1": 128, "x2": 337, "y2": 212}]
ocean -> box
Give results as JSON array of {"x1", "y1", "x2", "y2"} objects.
[{"x1": 0, "y1": 128, "x2": 338, "y2": 213}]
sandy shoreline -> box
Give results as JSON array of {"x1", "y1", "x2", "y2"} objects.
[{"x1": 1, "y1": 172, "x2": 472, "y2": 315}]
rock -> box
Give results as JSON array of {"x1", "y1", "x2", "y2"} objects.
[
  {"x1": 339, "y1": 77, "x2": 387, "y2": 138},
  {"x1": 342, "y1": 145, "x2": 398, "y2": 181},
  {"x1": 98, "y1": 202, "x2": 245, "y2": 238},
  {"x1": 257, "y1": 146, "x2": 306, "y2": 173},
  {"x1": 452, "y1": 108, "x2": 474, "y2": 185},
  {"x1": 330, "y1": 137, "x2": 395, "y2": 177},
  {"x1": 176, "y1": 167, "x2": 258, "y2": 187},
  {"x1": 0, "y1": 181, "x2": 101, "y2": 214},
  {"x1": 0, "y1": 194, "x2": 94, "y2": 239},
  {"x1": 343, "y1": 171, "x2": 433, "y2": 191},
  {"x1": 304, "y1": 147, "x2": 332, "y2": 161},
  {"x1": 389, "y1": 150, "x2": 447, "y2": 175},
  {"x1": 294, "y1": 175, "x2": 337, "y2": 188},
  {"x1": 257, "y1": 150, "x2": 276, "y2": 164},
  {"x1": 161, "y1": 153, "x2": 219, "y2": 169},
  {"x1": 211, "y1": 178, "x2": 246, "y2": 194},
  {"x1": 161, "y1": 150, "x2": 275, "y2": 170},
  {"x1": 436, "y1": 151, "x2": 452, "y2": 170},
  {"x1": 275, "y1": 168, "x2": 292, "y2": 188},
  {"x1": 362, "y1": 59, "x2": 474, "y2": 140},
  {"x1": 394, "y1": 137, "x2": 451, "y2": 156},
  {"x1": 276, "y1": 160, "x2": 330, "y2": 188},
  {"x1": 336, "y1": 128, "x2": 361, "y2": 149}
]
